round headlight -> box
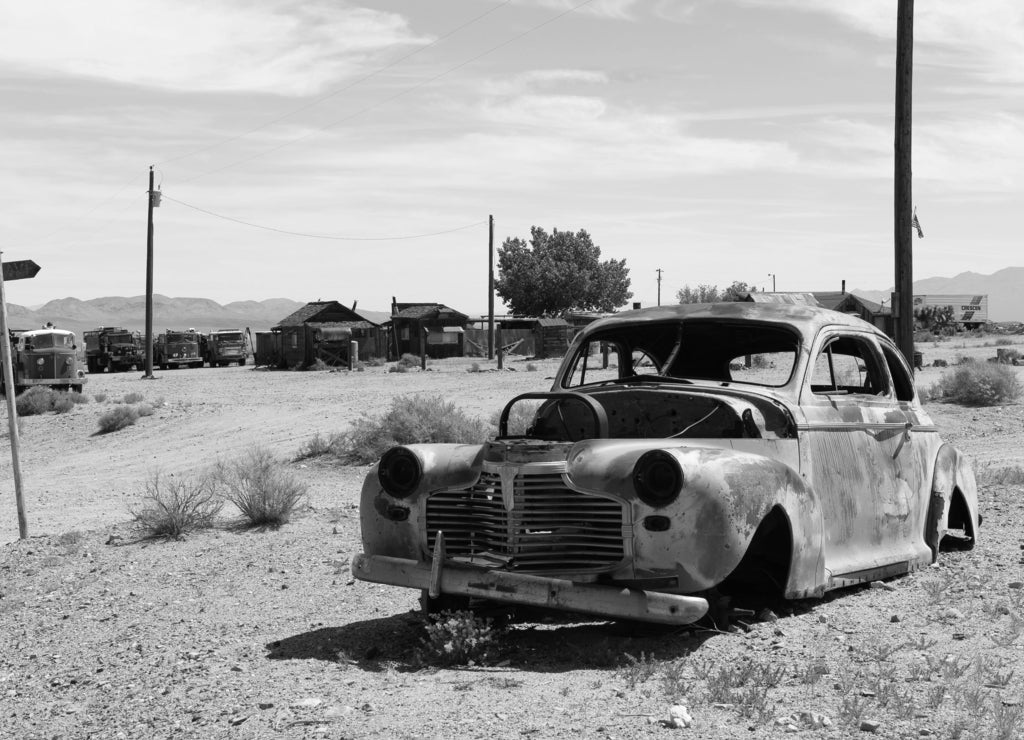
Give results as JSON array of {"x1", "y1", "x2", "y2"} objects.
[
  {"x1": 378, "y1": 447, "x2": 422, "y2": 498},
  {"x1": 633, "y1": 450, "x2": 683, "y2": 507}
]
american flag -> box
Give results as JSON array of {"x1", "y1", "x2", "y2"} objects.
[{"x1": 912, "y1": 209, "x2": 924, "y2": 238}]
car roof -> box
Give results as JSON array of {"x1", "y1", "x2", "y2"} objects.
[
  {"x1": 581, "y1": 302, "x2": 887, "y2": 341},
  {"x1": 20, "y1": 329, "x2": 76, "y2": 338}
]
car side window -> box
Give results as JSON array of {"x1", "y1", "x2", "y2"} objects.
[
  {"x1": 880, "y1": 344, "x2": 916, "y2": 402},
  {"x1": 810, "y1": 335, "x2": 887, "y2": 396},
  {"x1": 565, "y1": 341, "x2": 623, "y2": 387}
]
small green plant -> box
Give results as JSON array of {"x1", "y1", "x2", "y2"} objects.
[
  {"x1": 97, "y1": 405, "x2": 140, "y2": 433},
  {"x1": 15, "y1": 387, "x2": 76, "y2": 416},
  {"x1": 928, "y1": 363, "x2": 1022, "y2": 406},
  {"x1": 838, "y1": 694, "x2": 870, "y2": 726},
  {"x1": 294, "y1": 432, "x2": 344, "y2": 461},
  {"x1": 616, "y1": 652, "x2": 658, "y2": 689},
  {"x1": 332, "y1": 394, "x2": 491, "y2": 464},
  {"x1": 122, "y1": 392, "x2": 144, "y2": 404},
  {"x1": 417, "y1": 610, "x2": 500, "y2": 666},
  {"x1": 93, "y1": 392, "x2": 108, "y2": 403},
  {"x1": 213, "y1": 446, "x2": 307, "y2": 526},
  {"x1": 130, "y1": 471, "x2": 222, "y2": 538}
]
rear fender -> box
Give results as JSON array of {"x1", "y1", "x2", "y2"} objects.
[{"x1": 927, "y1": 444, "x2": 980, "y2": 557}]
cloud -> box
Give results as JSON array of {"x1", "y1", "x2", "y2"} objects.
[
  {"x1": 504, "y1": 0, "x2": 643, "y2": 20},
  {"x1": 738, "y1": 0, "x2": 1024, "y2": 84},
  {"x1": 0, "y1": 0, "x2": 427, "y2": 95}
]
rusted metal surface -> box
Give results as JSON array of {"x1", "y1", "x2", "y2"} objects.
[{"x1": 353, "y1": 303, "x2": 979, "y2": 625}]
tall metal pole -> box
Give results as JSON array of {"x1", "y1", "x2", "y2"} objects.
[
  {"x1": 894, "y1": 0, "x2": 915, "y2": 368},
  {"x1": 143, "y1": 166, "x2": 156, "y2": 378},
  {"x1": 0, "y1": 252, "x2": 28, "y2": 539},
  {"x1": 487, "y1": 215, "x2": 495, "y2": 360},
  {"x1": 656, "y1": 268, "x2": 663, "y2": 306}
]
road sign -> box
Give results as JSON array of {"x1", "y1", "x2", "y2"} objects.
[{"x1": 1, "y1": 260, "x2": 41, "y2": 281}]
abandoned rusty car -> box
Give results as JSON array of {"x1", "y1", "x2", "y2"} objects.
[{"x1": 352, "y1": 303, "x2": 978, "y2": 625}]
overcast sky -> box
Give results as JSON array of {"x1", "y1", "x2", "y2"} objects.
[{"x1": 2, "y1": 0, "x2": 1020, "y2": 313}]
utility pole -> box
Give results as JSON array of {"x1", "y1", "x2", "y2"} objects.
[
  {"x1": 487, "y1": 215, "x2": 495, "y2": 360},
  {"x1": 656, "y1": 269, "x2": 663, "y2": 306},
  {"x1": 894, "y1": 0, "x2": 915, "y2": 369},
  {"x1": 143, "y1": 166, "x2": 158, "y2": 379},
  {"x1": 768, "y1": 273, "x2": 776, "y2": 292}
]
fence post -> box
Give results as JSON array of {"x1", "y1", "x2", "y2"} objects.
[
  {"x1": 496, "y1": 327, "x2": 504, "y2": 370},
  {"x1": 349, "y1": 341, "x2": 358, "y2": 371},
  {"x1": 421, "y1": 329, "x2": 428, "y2": 370}
]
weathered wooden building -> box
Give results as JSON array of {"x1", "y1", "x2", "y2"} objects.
[
  {"x1": 389, "y1": 301, "x2": 469, "y2": 359},
  {"x1": 256, "y1": 301, "x2": 383, "y2": 368}
]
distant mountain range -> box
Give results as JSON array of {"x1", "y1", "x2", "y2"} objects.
[
  {"x1": 5, "y1": 296, "x2": 392, "y2": 335},
  {"x1": 853, "y1": 266, "x2": 1024, "y2": 322}
]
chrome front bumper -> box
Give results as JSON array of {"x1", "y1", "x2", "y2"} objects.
[{"x1": 351, "y1": 552, "x2": 709, "y2": 626}]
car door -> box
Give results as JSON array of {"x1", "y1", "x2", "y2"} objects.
[{"x1": 798, "y1": 329, "x2": 918, "y2": 587}]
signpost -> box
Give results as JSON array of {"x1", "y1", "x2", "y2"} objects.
[{"x1": 0, "y1": 256, "x2": 41, "y2": 539}]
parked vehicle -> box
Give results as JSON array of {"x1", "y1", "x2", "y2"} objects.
[
  {"x1": 1, "y1": 327, "x2": 86, "y2": 395},
  {"x1": 203, "y1": 329, "x2": 249, "y2": 367},
  {"x1": 154, "y1": 329, "x2": 202, "y2": 369},
  {"x1": 353, "y1": 303, "x2": 978, "y2": 625},
  {"x1": 83, "y1": 326, "x2": 143, "y2": 373}
]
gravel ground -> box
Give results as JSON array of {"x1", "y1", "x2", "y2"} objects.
[{"x1": 1, "y1": 342, "x2": 1023, "y2": 739}]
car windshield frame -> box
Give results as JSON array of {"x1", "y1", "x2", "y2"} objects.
[{"x1": 560, "y1": 318, "x2": 801, "y2": 390}]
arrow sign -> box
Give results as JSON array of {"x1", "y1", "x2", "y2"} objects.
[{"x1": 1, "y1": 260, "x2": 41, "y2": 281}]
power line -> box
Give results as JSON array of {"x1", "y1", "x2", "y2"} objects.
[
  {"x1": 157, "y1": 1, "x2": 516, "y2": 168},
  {"x1": 180, "y1": 0, "x2": 597, "y2": 183},
  {"x1": 162, "y1": 194, "x2": 486, "y2": 241}
]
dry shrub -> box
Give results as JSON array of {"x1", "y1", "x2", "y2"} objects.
[
  {"x1": 97, "y1": 405, "x2": 140, "y2": 433},
  {"x1": 214, "y1": 447, "x2": 307, "y2": 526},
  {"x1": 16, "y1": 387, "x2": 76, "y2": 416},
  {"x1": 294, "y1": 432, "x2": 345, "y2": 461},
  {"x1": 928, "y1": 363, "x2": 1022, "y2": 406},
  {"x1": 93, "y1": 392, "x2": 108, "y2": 403},
  {"x1": 122, "y1": 392, "x2": 145, "y2": 404},
  {"x1": 131, "y1": 471, "x2": 222, "y2": 538},
  {"x1": 333, "y1": 394, "x2": 492, "y2": 464}
]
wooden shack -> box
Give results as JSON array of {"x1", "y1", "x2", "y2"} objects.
[
  {"x1": 268, "y1": 301, "x2": 383, "y2": 368},
  {"x1": 389, "y1": 300, "x2": 469, "y2": 359}
]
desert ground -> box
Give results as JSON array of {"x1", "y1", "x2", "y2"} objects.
[{"x1": 1, "y1": 337, "x2": 1023, "y2": 739}]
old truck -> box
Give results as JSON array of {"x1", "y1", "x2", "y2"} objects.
[
  {"x1": 1, "y1": 327, "x2": 86, "y2": 395},
  {"x1": 154, "y1": 329, "x2": 203, "y2": 369},
  {"x1": 83, "y1": 326, "x2": 143, "y2": 373},
  {"x1": 203, "y1": 329, "x2": 249, "y2": 367}
]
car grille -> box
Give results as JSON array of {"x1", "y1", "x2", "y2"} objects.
[{"x1": 425, "y1": 466, "x2": 625, "y2": 573}]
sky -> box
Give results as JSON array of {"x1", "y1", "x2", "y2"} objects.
[{"x1": 1, "y1": 0, "x2": 1021, "y2": 315}]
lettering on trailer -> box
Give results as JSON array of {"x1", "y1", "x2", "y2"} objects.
[{"x1": 961, "y1": 296, "x2": 984, "y2": 320}]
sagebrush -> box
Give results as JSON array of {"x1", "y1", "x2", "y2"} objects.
[
  {"x1": 214, "y1": 447, "x2": 307, "y2": 525},
  {"x1": 15, "y1": 387, "x2": 76, "y2": 416},
  {"x1": 928, "y1": 363, "x2": 1022, "y2": 406},
  {"x1": 330, "y1": 394, "x2": 492, "y2": 464},
  {"x1": 97, "y1": 405, "x2": 140, "y2": 433},
  {"x1": 130, "y1": 471, "x2": 222, "y2": 538}
]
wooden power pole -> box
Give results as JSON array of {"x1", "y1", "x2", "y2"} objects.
[
  {"x1": 894, "y1": 0, "x2": 915, "y2": 368},
  {"x1": 143, "y1": 166, "x2": 157, "y2": 379},
  {"x1": 487, "y1": 215, "x2": 495, "y2": 360}
]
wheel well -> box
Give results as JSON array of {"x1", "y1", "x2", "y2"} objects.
[
  {"x1": 941, "y1": 488, "x2": 976, "y2": 552},
  {"x1": 720, "y1": 507, "x2": 792, "y2": 599}
]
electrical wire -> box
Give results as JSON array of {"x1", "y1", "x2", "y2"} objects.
[
  {"x1": 179, "y1": 0, "x2": 597, "y2": 183},
  {"x1": 162, "y1": 194, "x2": 486, "y2": 241},
  {"x1": 158, "y1": 1, "x2": 516, "y2": 168}
]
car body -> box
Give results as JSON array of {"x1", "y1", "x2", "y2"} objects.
[{"x1": 352, "y1": 303, "x2": 978, "y2": 625}]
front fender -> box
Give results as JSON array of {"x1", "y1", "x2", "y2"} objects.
[
  {"x1": 359, "y1": 443, "x2": 485, "y2": 560},
  {"x1": 564, "y1": 439, "x2": 825, "y2": 597}
]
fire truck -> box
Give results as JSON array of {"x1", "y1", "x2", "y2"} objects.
[
  {"x1": 154, "y1": 329, "x2": 203, "y2": 369},
  {"x1": 83, "y1": 326, "x2": 144, "y2": 373},
  {"x1": 203, "y1": 328, "x2": 249, "y2": 367},
  {"x1": 1, "y1": 327, "x2": 87, "y2": 396}
]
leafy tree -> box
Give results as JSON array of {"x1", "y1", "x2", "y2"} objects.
[
  {"x1": 914, "y1": 304, "x2": 956, "y2": 333},
  {"x1": 495, "y1": 227, "x2": 632, "y2": 316},
  {"x1": 676, "y1": 281, "x2": 756, "y2": 304},
  {"x1": 676, "y1": 284, "x2": 721, "y2": 303}
]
